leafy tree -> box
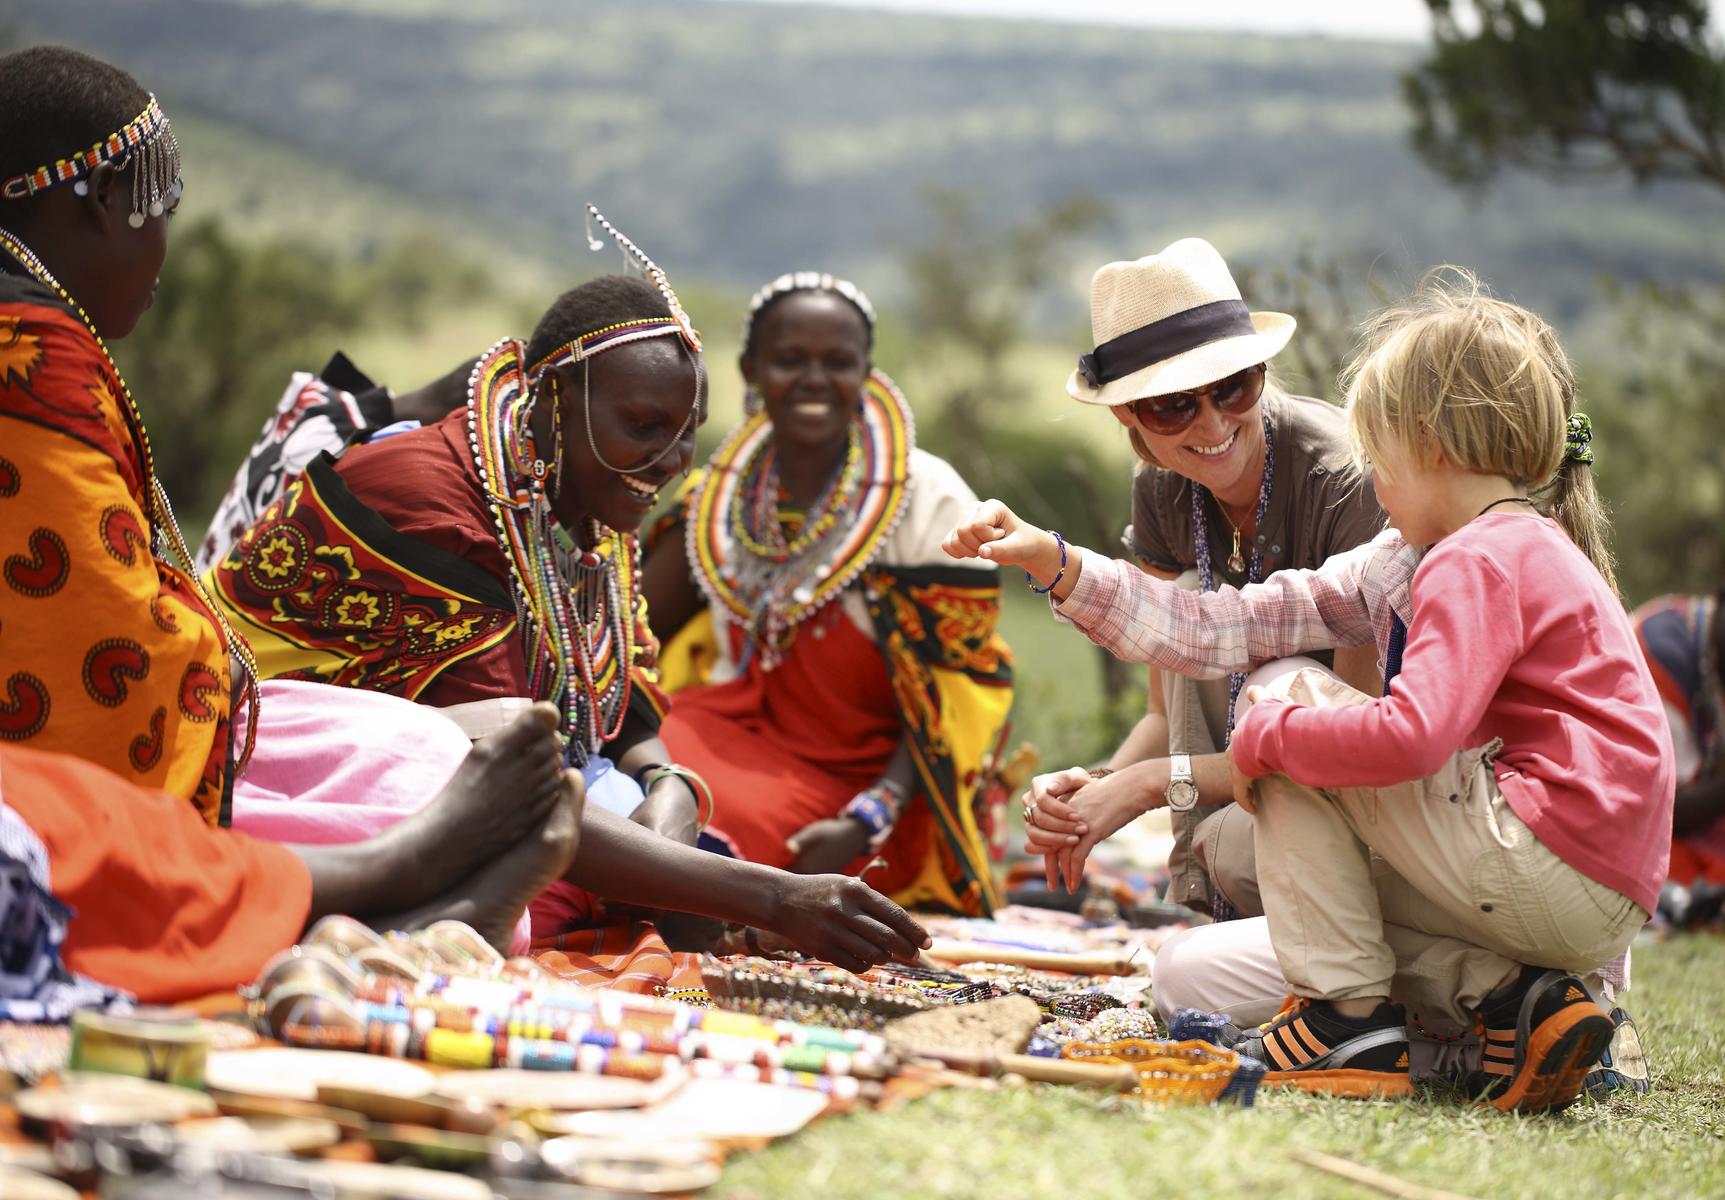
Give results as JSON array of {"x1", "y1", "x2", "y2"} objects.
[
  {"x1": 1590, "y1": 282, "x2": 1725, "y2": 597},
  {"x1": 897, "y1": 190, "x2": 1143, "y2": 753},
  {"x1": 1233, "y1": 246, "x2": 1398, "y2": 402},
  {"x1": 1406, "y1": 0, "x2": 1725, "y2": 602},
  {"x1": 111, "y1": 216, "x2": 483, "y2": 524},
  {"x1": 1406, "y1": 0, "x2": 1725, "y2": 189}
]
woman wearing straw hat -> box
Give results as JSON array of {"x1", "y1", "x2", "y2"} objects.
[{"x1": 1019, "y1": 238, "x2": 1384, "y2": 919}]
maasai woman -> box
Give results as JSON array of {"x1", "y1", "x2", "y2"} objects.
[
  {"x1": 1021, "y1": 239, "x2": 1385, "y2": 919},
  {"x1": 641, "y1": 273, "x2": 1013, "y2": 915},
  {"x1": 210, "y1": 233, "x2": 931, "y2": 971},
  {"x1": 0, "y1": 46, "x2": 923, "y2": 975},
  {"x1": 0, "y1": 45, "x2": 581, "y2": 967}
]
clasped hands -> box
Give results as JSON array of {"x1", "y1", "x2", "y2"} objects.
[{"x1": 1025, "y1": 689, "x2": 1274, "y2": 892}]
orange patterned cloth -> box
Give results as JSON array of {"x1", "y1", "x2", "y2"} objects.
[
  {"x1": 4, "y1": 745, "x2": 312, "y2": 1004},
  {"x1": 531, "y1": 921, "x2": 704, "y2": 995},
  {"x1": 0, "y1": 274, "x2": 234, "y2": 822}
]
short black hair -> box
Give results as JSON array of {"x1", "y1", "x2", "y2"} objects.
[
  {"x1": 0, "y1": 46, "x2": 151, "y2": 225},
  {"x1": 525, "y1": 275, "x2": 672, "y2": 366}
]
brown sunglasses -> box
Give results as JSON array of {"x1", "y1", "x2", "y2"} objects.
[{"x1": 1124, "y1": 363, "x2": 1267, "y2": 436}]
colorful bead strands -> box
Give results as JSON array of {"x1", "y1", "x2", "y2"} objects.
[
  {"x1": 731, "y1": 424, "x2": 863, "y2": 561},
  {"x1": 393, "y1": 969, "x2": 885, "y2": 1054},
  {"x1": 466, "y1": 340, "x2": 634, "y2": 765},
  {"x1": 1190, "y1": 406, "x2": 1276, "y2": 743},
  {"x1": 1190, "y1": 406, "x2": 1274, "y2": 924},
  {"x1": 0, "y1": 229, "x2": 261, "y2": 769},
  {"x1": 688, "y1": 370, "x2": 913, "y2": 670},
  {"x1": 264, "y1": 967, "x2": 889, "y2": 1095}
]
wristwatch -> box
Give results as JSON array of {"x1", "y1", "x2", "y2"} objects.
[{"x1": 1165, "y1": 753, "x2": 1199, "y2": 813}]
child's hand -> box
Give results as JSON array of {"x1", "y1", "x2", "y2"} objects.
[
  {"x1": 943, "y1": 499, "x2": 1052, "y2": 571},
  {"x1": 1230, "y1": 747, "x2": 1260, "y2": 815}
]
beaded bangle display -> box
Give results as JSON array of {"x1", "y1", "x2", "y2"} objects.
[
  {"x1": 1027, "y1": 530, "x2": 1067, "y2": 595},
  {"x1": 642, "y1": 764, "x2": 714, "y2": 832}
]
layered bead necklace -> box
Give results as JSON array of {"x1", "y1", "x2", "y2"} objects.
[
  {"x1": 688, "y1": 370, "x2": 913, "y2": 670},
  {"x1": 467, "y1": 340, "x2": 634, "y2": 766},
  {"x1": 0, "y1": 227, "x2": 261, "y2": 769},
  {"x1": 730, "y1": 424, "x2": 864, "y2": 562}
]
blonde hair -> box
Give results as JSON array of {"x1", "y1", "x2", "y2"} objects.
[{"x1": 1341, "y1": 268, "x2": 1617, "y2": 594}]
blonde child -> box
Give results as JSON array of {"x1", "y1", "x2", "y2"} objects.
[{"x1": 944, "y1": 271, "x2": 1673, "y2": 1112}]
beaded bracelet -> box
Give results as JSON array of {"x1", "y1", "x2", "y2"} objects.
[
  {"x1": 639, "y1": 764, "x2": 715, "y2": 833},
  {"x1": 1027, "y1": 530, "x2": 1067, "y2": 595},
  {"x1": 842, "y1": 779, "x2": 906, "y2": 854}
]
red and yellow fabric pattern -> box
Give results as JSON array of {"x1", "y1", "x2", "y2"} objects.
[{"x1": 0, "y1": 274, "x2": 235, "y2": 822}]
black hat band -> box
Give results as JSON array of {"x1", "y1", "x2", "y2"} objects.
[{"x1": 1077, "y1": 299, "x2": 1256, "y2": 388}]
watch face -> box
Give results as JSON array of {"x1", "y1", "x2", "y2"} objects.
[{"x1": 1167, "y1": 780, "x2": 1200, "y2": 812}]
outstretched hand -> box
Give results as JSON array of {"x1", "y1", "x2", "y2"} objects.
[
  {"x1": 769, "y1": 874, "x2": 931, "y2": 974},
  {"x1": 943, "y1": 499, "x2": 1052, "y2": 572}
]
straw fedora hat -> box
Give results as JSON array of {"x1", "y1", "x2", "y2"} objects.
[{"x1": 1066, "y1": 238, "x2": 1296, "y2": 407}]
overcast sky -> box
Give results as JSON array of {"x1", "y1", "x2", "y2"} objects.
[
  {"x1": 720, "y1": 0, "x2": 1725, "y2": 44},
  {"x1": 722, "y1": 0, "x2": 1435, "y2": 42}
]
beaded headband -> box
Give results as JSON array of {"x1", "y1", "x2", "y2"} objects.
[
  {"x1": 524, "y1": 206, "x2": 705, "y2": 381},
  {"x1": 585, "y1": 204, "x2": 702, "y2": 351},
  {"x1": 1, "y1": 95, "x2": 182, "y2": 229},
  {"x1": 526, "y1": 317, "x2": 696, "y2": 380},
  {"x1": 742, "y1": 271, "x2": 877, "y2": 353}
]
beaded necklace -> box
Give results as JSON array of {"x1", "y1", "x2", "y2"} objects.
[
  {"x1": 0, "y1": 228, "x2": 260, "y2": 770},
  {"x1": 467, "y1": 340, "x2": 635, "y2": 765},
  {"x1": 1191, "y1": 406, "x2": 1276, "y2": 744},
  {"x1": 1191, "y1": 406, "x2": 1274, "y2": 924},
  {"x1": 730, "y1": 424, "x2": 864, "y2": 561},
  {"x1": 688, "y1": 370, "x2": 913, "y2": 670}
]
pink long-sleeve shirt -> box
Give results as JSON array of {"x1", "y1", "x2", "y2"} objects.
[{"x1": 1228, "y1": 513, "x2": 1671, "y2": 913}]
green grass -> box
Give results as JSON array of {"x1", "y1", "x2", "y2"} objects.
[{"x1": 711, "y1": 934, "x2": 1725, "y2": 1199}]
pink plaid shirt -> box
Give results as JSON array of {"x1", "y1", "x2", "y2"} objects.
[{"x1": 1052, "y1": 527, "x2": 1422, "y2": 677}]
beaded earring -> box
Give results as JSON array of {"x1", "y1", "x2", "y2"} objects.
[{"x1": 743, "y1": 383, "x2": 764, "y2": 417}]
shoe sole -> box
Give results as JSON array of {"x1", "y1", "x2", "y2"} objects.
[
  {"x1": 1489, "y1": 1003, "x2": 1614, "y2": 1114},
  {"x1": 1263, "y1": 1068, "x2": 1414, "y2": 1099}
]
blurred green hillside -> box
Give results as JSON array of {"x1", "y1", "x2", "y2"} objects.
[
  {"x1": 11, "y1": 0, "x2": 1724, "y2": 329},
  {"x1": 6, "y1": 0, "x2": 1720, "y2": 765}
]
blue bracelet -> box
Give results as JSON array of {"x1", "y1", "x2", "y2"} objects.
[
  {"x1": 842, "y1": 786, "x2": 901, "y2": 854},
  {"x1": 1027, "y1": 530, "x2": 1067, "y2": 594}
]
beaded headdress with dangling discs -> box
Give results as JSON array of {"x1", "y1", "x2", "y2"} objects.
[
  {"x1": 1, "y1": 94, "x2": 183, "y2": 228},
  {"x1": 465, "y1": 205, "x2": 703, "y2": 765}
]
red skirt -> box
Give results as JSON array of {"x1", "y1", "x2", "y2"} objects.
[{"x1": 660, "y1": 602, "x2": 899, "y2": 869}]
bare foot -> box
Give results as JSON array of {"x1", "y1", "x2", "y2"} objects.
[
  {"x1": 378, "y1": 767, "x2": 585, "y2": 953},
  {"x1": 366, "y1": 701, "x2": 565, "y2": 910}
]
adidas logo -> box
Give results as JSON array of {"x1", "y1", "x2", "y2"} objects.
[
  {"x1": 1564, "y1": 985, "x2": 1586, "y2": 1003},
  {"x1": 1395, "y1": 1051, "x2": 1410, "y2": 1069}
]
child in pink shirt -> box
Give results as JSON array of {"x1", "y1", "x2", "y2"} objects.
[{"x1": 944, "y1": 271, "x2": 1673, "y2": 1113}]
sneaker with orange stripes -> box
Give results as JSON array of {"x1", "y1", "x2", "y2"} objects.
[
  {"x1": 1227, "y1": 995, "x2": 1413, "y2": 1099},
  {"x1": 1468, "y1": 967, "x2": 1615, "y2": 1114}
]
